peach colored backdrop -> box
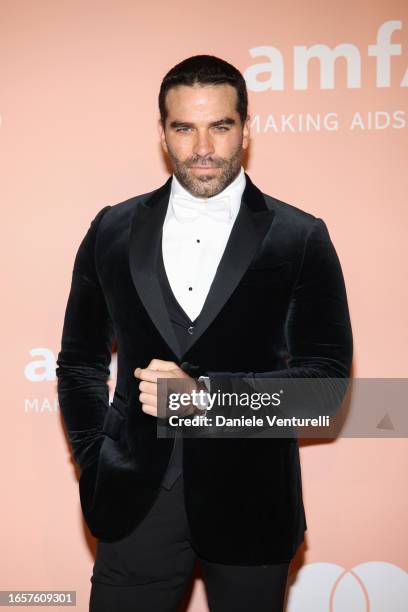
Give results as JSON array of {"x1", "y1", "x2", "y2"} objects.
[{"x1": 2, "y1": 1, "x2": 407, "y2": 610}]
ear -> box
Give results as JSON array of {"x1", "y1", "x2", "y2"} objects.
[
  {"x1": 242, "y1": 115, "x2": 250, "y2": 150},
  {"x1": 158, "y1": 118, "x2": 168, "y2": 153}
]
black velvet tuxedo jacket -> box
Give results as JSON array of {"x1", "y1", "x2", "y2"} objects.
[{"x1": 56, "y1": 172, "x2": 353, "y2": 565}]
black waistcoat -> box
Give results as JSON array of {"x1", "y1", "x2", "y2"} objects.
[{"x1": 157, "y1": 244, "x2": 199, "y2": 489}]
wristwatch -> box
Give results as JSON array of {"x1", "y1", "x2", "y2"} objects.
[{"x1": 191, "y1": 376, "x2": 211, "y2": 415}]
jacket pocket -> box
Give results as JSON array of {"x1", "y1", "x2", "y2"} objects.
[{"x1": 102, "y1": 391, "x2": 128, "y2": 440}]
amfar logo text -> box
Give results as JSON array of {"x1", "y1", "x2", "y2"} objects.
[
  {"x1": 244, "y1": 21, "x2": 408, "y2": 90},
  {"x1": 23, "y1": 348, "x2": 117, "y2": 414}
]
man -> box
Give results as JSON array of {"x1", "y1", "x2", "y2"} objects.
[{"x1": 56, "y1": 55, "x2": 353, "y2": 611}]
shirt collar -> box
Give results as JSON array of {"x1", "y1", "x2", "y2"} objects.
[{"x1": 170, "y1": 166, "x2": 246, "y2": 223}]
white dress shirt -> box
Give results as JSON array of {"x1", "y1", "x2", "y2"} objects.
[{"x1": 162, "y1": 166, "x2": 246, "y2": 322}]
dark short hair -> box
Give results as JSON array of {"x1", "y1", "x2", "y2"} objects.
[{"x1": 159, "y1": 55, "x2": 248, "y2": 125}]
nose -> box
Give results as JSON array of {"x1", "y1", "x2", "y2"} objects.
[{"x1": 192, "y1": 130, "x2": 215, "y2": 158}]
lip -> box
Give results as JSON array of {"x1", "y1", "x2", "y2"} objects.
[{"x1": 189, "y1": 166, "x2": 219, "y2": 171}]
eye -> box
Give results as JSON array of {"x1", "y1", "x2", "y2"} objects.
[
  {"x1": 175, "y1": 127, "x2": 192, "y2": 133},
  {"x1": 213, "y1": 126, "x2": 229, "y2": 132}
]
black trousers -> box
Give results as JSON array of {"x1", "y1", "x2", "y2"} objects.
[{"x1": 90, "y1": 475, "x2": 290, "y2": 612}]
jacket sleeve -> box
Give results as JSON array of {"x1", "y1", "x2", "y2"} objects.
[
  {"x1": 55, "y1": 205, "x2": 114, "y2": 471},
  {"x1": 204, "y1": 217, "x2": 353, "y2": 423}
]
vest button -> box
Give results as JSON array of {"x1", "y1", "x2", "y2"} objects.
[{"x1": 187, "y1": 326, "x2": 194, "y2": 335}]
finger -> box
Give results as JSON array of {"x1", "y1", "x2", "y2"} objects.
[
  {"x1": 147, "y1": 370, "x2": 182, "y2": 380},
  {"x1": 139, "y1": 392, "x2": 157, "y2": 408},
  {"x1": 147, "y1": 358, "x2": 178, "y2": 371},
  {"x1": 141, "y1": 404, "x2": 157, "y2": 416},
  {"x1": 139, "y1": 380, "x2": 157, "y2": 395},
  {"x1": 135, "y1": 368, "x2": 160, "y2": 382},
  {"x1": 138, "y1": 369, "x2": 181, "y2": 383}
]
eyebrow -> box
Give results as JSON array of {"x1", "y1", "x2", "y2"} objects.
[{"x1": 169, "y1": 117, "x2": 237, "y2": 129}]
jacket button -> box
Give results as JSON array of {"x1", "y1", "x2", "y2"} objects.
[
  {"x1": 180, "y1": 361, "x2": 200, "y2": 375},
  {"x1": 187, "y1": 326, "x2": 194, "y2": 335}
]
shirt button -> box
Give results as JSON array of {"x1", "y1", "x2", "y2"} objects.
[
  {"x1": 187, "y1": 326, "x2": 194, "y2": 335},
  {"x1": 188, "y1": 287, "x2": 193, "y2": 291}
]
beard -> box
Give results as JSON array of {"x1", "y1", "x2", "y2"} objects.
[{"x1": 166, "y1": 140, "x2": 243, "y2": 198}]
